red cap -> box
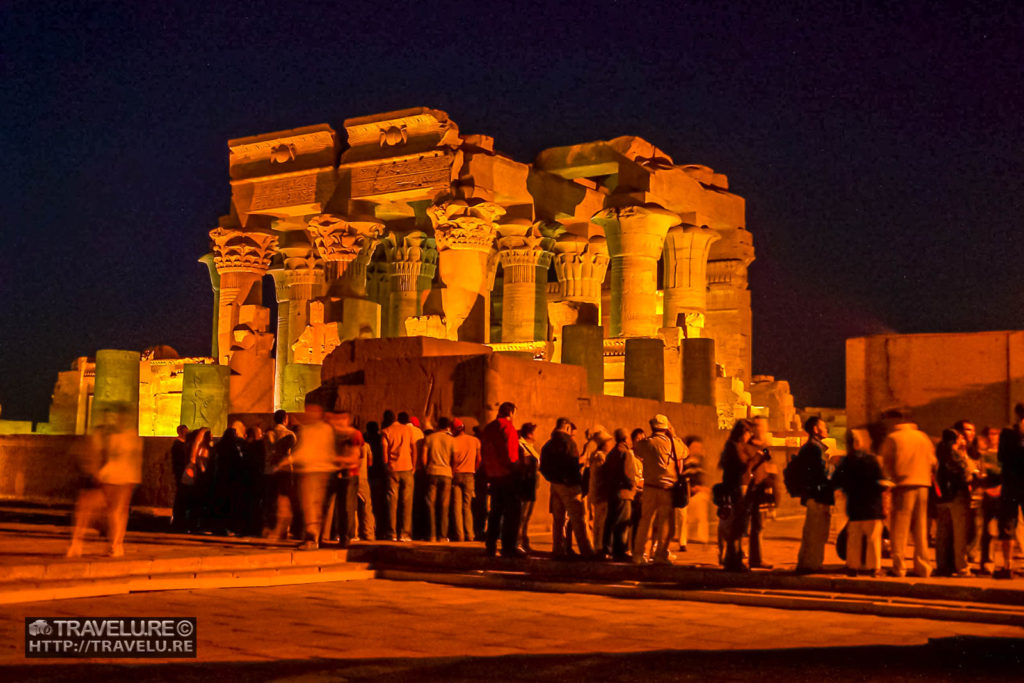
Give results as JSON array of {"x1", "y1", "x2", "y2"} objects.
[
  {"x1": 452, "y1": 418, "x2": 464, "y2": 429},
  {"x1": 410, "y1": 416, "x2": 421, "y2": 428}
]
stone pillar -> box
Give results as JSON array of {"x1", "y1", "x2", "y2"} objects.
[
  {"x1": 592, "y1": 205, "x2": 679, "y2": 338},
  {"x1": 198, "y1": 253, "x2": 220, "y2": 361},
  {"x1": 428, "y1": 198, "x2": 503, "y2": 341},
  {"x1": 180, "y1": 363, "x2": 230, "y2": 435},
  {"x1": 269, "y1": 231, "x2": 325, "y2": 411},
  {"x1": 562, "y1": 324, "x2": 604, "y2": 395},
  {"x1": 306, "y1": 213, "x2": 383, "y2": 299},
  {"x1": 91, "y1": 349, "x2": 141, "y2": 431},
  {"x1": 550, "y1": 233, "x2": 609, "y2": 307},
  {"x1": 208, "y1": 227, "x2": 277, "y2": 365},
  {"x1": 662, "y1": 222, "x2": 721, "y2": 332},
  {"x1": 660, "y1": 326, "x2": 684, "y2": 403},
  {"x1": 683, "y1": 337, "x2": 716, "y2": 406},
  {"x1": 706, "y1": 227, "x2": 755, "y2": 382},
  {"x1": 496, "y1": 222, "x2": 555, "y2": 343},
  {"x1": 383, "y1": 231, "x2": 437, "y2": 337},
  {"x1": 624, "y1": 337, "x2": 665, "y2": 401}
]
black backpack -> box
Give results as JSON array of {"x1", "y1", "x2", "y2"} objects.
[{"x1": 782, "y1": 452, "x2": 807, "y2": 499}]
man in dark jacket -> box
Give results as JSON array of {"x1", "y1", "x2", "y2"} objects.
[
  {"x1": 796, "y1": 416, "x2": 835, "y2": 574},
  {"x1": 480, "y1": 402, "x2": 523, "y2": 558},
  {"x1": 996, "y1": 403, "x2": 1024, "y2": 578},
  {"x1": 831, "y1": 429, "x2": 887, "y2": 576},
  {"x1": 540, "y1": 417, "x2": 594, "y2": 557}
]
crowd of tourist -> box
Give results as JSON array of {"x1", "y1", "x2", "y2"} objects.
[{"x1": 70, "y1": 399, "x2": 1024, "y2": 580}]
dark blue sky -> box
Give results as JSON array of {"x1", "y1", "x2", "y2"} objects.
[{"x1": 1, "y1": 0, "x2": 1021, "y2": 421}]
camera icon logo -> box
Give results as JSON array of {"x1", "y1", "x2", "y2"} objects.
[{"x1": 28, "y1": 620, "x2": 52, "y2": 636}]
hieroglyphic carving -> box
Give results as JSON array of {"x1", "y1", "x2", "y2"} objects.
[
  {"x1": 249, "y1": 174, "x2": 318, "y2": 211},
  {"x1": 349, "y1": 154, "x2": 453, "y2": 197}
]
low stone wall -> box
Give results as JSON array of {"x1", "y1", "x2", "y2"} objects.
[{"x1": 0, "y1": 435, "x2": 176, "y2": 508}]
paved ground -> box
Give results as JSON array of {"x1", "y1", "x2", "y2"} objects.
[{"x1": 2, "y1": 579, "x2": 1023, "y2": 680}]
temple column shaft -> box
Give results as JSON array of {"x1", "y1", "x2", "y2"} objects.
[
  {"x1": 499, "y1": 251, "x2": 551, "y2": 342},
  {"x1": 199, "y1": 253, "x2": 221, "y2": 361},
  {"x1": 383, "y1": 231, "x2": 437, "y2": 337},
  {"x1": 662, "y1": 224, "x2": 721, "y2": 331}
]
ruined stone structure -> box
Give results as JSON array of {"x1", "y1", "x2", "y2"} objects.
[{"x1": 202, "y1": 107, "x2": 757, "y2": 422}]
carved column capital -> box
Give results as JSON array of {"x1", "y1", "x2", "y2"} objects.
[
  {"x1": 209, "y1": 227, "x2": 278, "y2": 274},
  {"x1": 428, "y1": 198, "x2": 504, "y2": 252},
  {"x1": 383, "y1": 231, "x2": 438, "y2": 291},
  {"x1": 591, "y1": 204, "x2": 679, "y2": 258},
  {"x1": 551, "y1": 234, "x2": 610, "y2": 302},
  {"x1": 307, "y1": 213, "x2": 384, "y2": 264}
]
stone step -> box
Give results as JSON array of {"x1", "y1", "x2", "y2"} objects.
[
  {"x1": 0, "y1": 561, "x2": 375, "y2": 605},
  {"x1": 350, "y1": 545, "x2": 1024, "y2": 608},
  {"x1": 378, "y1": 567, "x2": 1024, "y2": 627}
]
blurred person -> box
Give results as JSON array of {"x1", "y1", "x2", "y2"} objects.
[
  {"x1": 831, "y1": 429, "x2": 888, "y2": 576},
  {"x1": 242, "y1": 425, "x2": 266, "y2": 537},
  {"x1": 264, "y1": 410, "x2": 296, "y2": 541},
  {"x1": 480, "y1": 402, "x2": 523, "y2": 557},
  {"x1": 628, "y1": 427, "x2": 647, "y2": 548},
  {"x1": 794, "y1": 416, "x2": 834, "y2": 574},
  {"x1": 719, "y1": 419, "x2": 770, "y2": 572},
  {"x1": 67, "y1": 407, "x2": 143, "y2": 558},
  {"x1": 169, "y1": 425, "x2": 190, "y2": 532},
  {"x1": 450, "y1": 419, "x2": 481, "y2": 542},
  {"x1": 880, "y1": 408, "x2": 937, "y2": 578},
  {"x1": 585, "y1": 427, "x2": 612, "y2": 557},
  {"x1": 934, "y1": 428, "x2": 972, "y2": 577},
  {"x1": 356, "y1": 422, "x2": 375, "y2": 541},
  {"x1": 540, "y1": 417, "x2": 593, "y2": 558},
  {"x1": 423, "y1": 417, "x2": 455, "y2": 542},
  {"x1": 322, "y1": 411, "x2": 362, "y2": 546},
  {"x1": 179, "y1": 427, "x2": 212, "y2": 533},
  {"x1": 971, "y1": 425, "x2": 1003, "y2": 574},
  {"x1": 518, "y1": 422, "x2": 541, "y2": 552},
  {"x1": 291, "y1": 403, "x2": 337, "y2": 550},
  {"x1": 382, "y1": 410, "x2": 416, "y2": 541},
  {"x1": 602, "y1": 428, "x2": 638, "y2": 560},
  {"x1": 682, "y1": 436, "x2": 709, "y2": 545}
]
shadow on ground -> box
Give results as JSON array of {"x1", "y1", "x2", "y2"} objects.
[{"x1": 7, "y1": 636, "x2": 1024, "y2": 682}]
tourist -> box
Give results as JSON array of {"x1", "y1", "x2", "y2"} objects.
[
  {"x1": 879, "y1": 408, "x2": 937, "y2": 578},
  {"x1": 450, "y1": 419, "x2": 480, "y2": 542},
  {"x1": 169, "y1": 424, "x2": 190, "y2": 532},
  {"x1": 632, "y1": 414, "x2": 683, "y2": 565},
  {"x1": 602, "y1": 428, "x2": 638, "y2": 560},
  {"x1": 719, "y1": 419, "x2": 770, "y2": 572},
  {"x1": 682, "y1": 436, "x2": 710, "y2": 546},
  {"x1": 291, "y1": 403, "x2": 337, "y2": 550},
  {"x1": 517, "y1": 422, "x2": 541, "y2": 552},
  {"x1": 628, "y1": 427, "x2": 646, "y2": 549},
  {"x1": 211, "y1": 423, "x2": 246, "y2": 536},
  {"x1": 264, "y1": 410, "x2": 296, "y2": 541},
  {"x1": 323, "y1": 411, "x2": 362, "y2": 546},
  {"x1": 794, "y1": 416, "x2": 834, "y2": 574},
  {"x1": 356, "y1": 424, "x2": 375, "y2": 541},
  {"x1": 180, "y1": 427, "x2": 212, "y2": 533},
  {"x1": 423, "y1": 416, "x2": 455, "y2": 542},
  {"x1": 382, "y1": 410, "x2": 416, "y2": 542},
  {"x1": 67, "y1": 406, "x2": 143, "y2": 558},
  {"x1": 471, "y1": 424, "x2": 489, "y2": 542},
  {"x1": 242, "y1": 425, "x2": 266, "y2": 537},
  {"x1": 540, "y1": 417, "x2": 593, "y2": 558},
  {"x1": 365, "y1": 419, "x2": 387, "y2": 539},
  {"x1": 585, "y1": 427, "x2": 612, "y2": 557},
  {"x1": 831, "y1": 429, "x2": 887, "y2": 576},
  {"x1": 480, "y1": 402, "x2": 523, "y2": 557},
  {"x1": 934, "y1": 428, "x2": 972, "y2": 577},
  {"x1": 971, "y1": 425, "x2": 1002, "y2": 574},
  {"x1": 995, "y1": 403, "x2": 1024, "y2": 579}
]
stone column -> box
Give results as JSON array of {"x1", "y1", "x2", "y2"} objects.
[
  {"x1": 209, "y1": 227, "x2": 278, "y2": 365},
  {"x1": 198, "y1": 253, "x2": 220, "y2": 361},
  {"x1": 662, "y1": 222, "x2": 721, "y2": 333},
  {"x1": 706, "y1": 227, "x2": 755, "y2": 382},
  {"x1": 269, "y1": 232, "x2": 325, "y2": 411},
  {"x1": 383, "y1": 231, "x2": 437, "y2": 337},
  {"x1": 562, "y1": 324, "x2": 604, "y2": 395},
  {"x1": 306, "y1": 213, "x2": 384, "y2": 299},
  {"x1": 683, "y1": 337, "x2": 716, "y2": 406},
  {"x1": 91, "y1": 349, "x2": 141, "y2": 431},
  {"x1": 496, "y1": 222, "x2": 555, "y2": 343},
  {"x1": 428, "y1": 198, "x2": 503, "y2": 340},
  {"x1": 549, "y1": 233, "x2": 609, "y2": 360},
  {"x1": 592, "y1": 205, "x2": 679, "y2": 338},
  {"x1": 624, "y1": 337, "x2": 665, "y2": 401}
]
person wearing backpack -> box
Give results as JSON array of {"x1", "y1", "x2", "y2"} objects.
[{"x1": 794, "y1": 416, "x2": 834, "y2": 574}]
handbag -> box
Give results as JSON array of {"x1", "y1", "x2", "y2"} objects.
[{"x1": 669, "y1": 437, "x2": 689, "y2": 508}]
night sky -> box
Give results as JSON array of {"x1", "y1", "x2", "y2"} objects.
[{"x1": 2, "y1": 1, "x2": 1021, "y2": 422}]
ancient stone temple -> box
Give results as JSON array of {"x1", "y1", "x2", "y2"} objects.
[{"x1": 199, "y1": 107, "x2": 756, "y2": 426}]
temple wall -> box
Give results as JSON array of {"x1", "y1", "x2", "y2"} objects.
[
  {"x1": 846, "y1": 330, "x2": 1024, "y2": 435},
  {"x1": 0, "y1": 435, "x2": 176, "y2": 508}
]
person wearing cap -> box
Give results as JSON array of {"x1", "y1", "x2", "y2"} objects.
[
  {"x1": 632, "y1": 414, "x2": 686, "y2": 565},
  {"x1": 450, "y1": 418, "x2": 481, "y2": 542},
  {"x1": 540, "y1": 417, "x2": 594, "y2": 557},
  {"x1": 480, "y1": 402, "x2": 524, "y2": 557}
]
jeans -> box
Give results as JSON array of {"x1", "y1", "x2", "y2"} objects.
[
  {"x1": 387, "y1": 470, "x2": 415, "y2": 539},
  {"x1": 936, "y1": 493, "x2": 970, "y2": 574},
  {"x1": 633, "y1": 486, "x2": 673, "y2": 563},
  {"x1": 846, "y1": 519, "x2": 883, "y2": 571},
  {"x1": 605, "y1": 496, "x2": 632, "y2": 558},
  {"x1": 485, "y1": 475, "x2": 521, "y2": 555},
  {"x1": 550, "y1": 482, "x2": 593, "y2": 556},
  {"x1": 797, "y1": 500, "x2": 832, "y2": 571},
  {"x1": 890, "y1": 485, "x2": 932, "y2": 577},
  {"x1": 425, "y1": 474, "x2": 452, "y2": 540},
  {"x1": 451, "y1": 472, "x2": 476, "y2": 542}
]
